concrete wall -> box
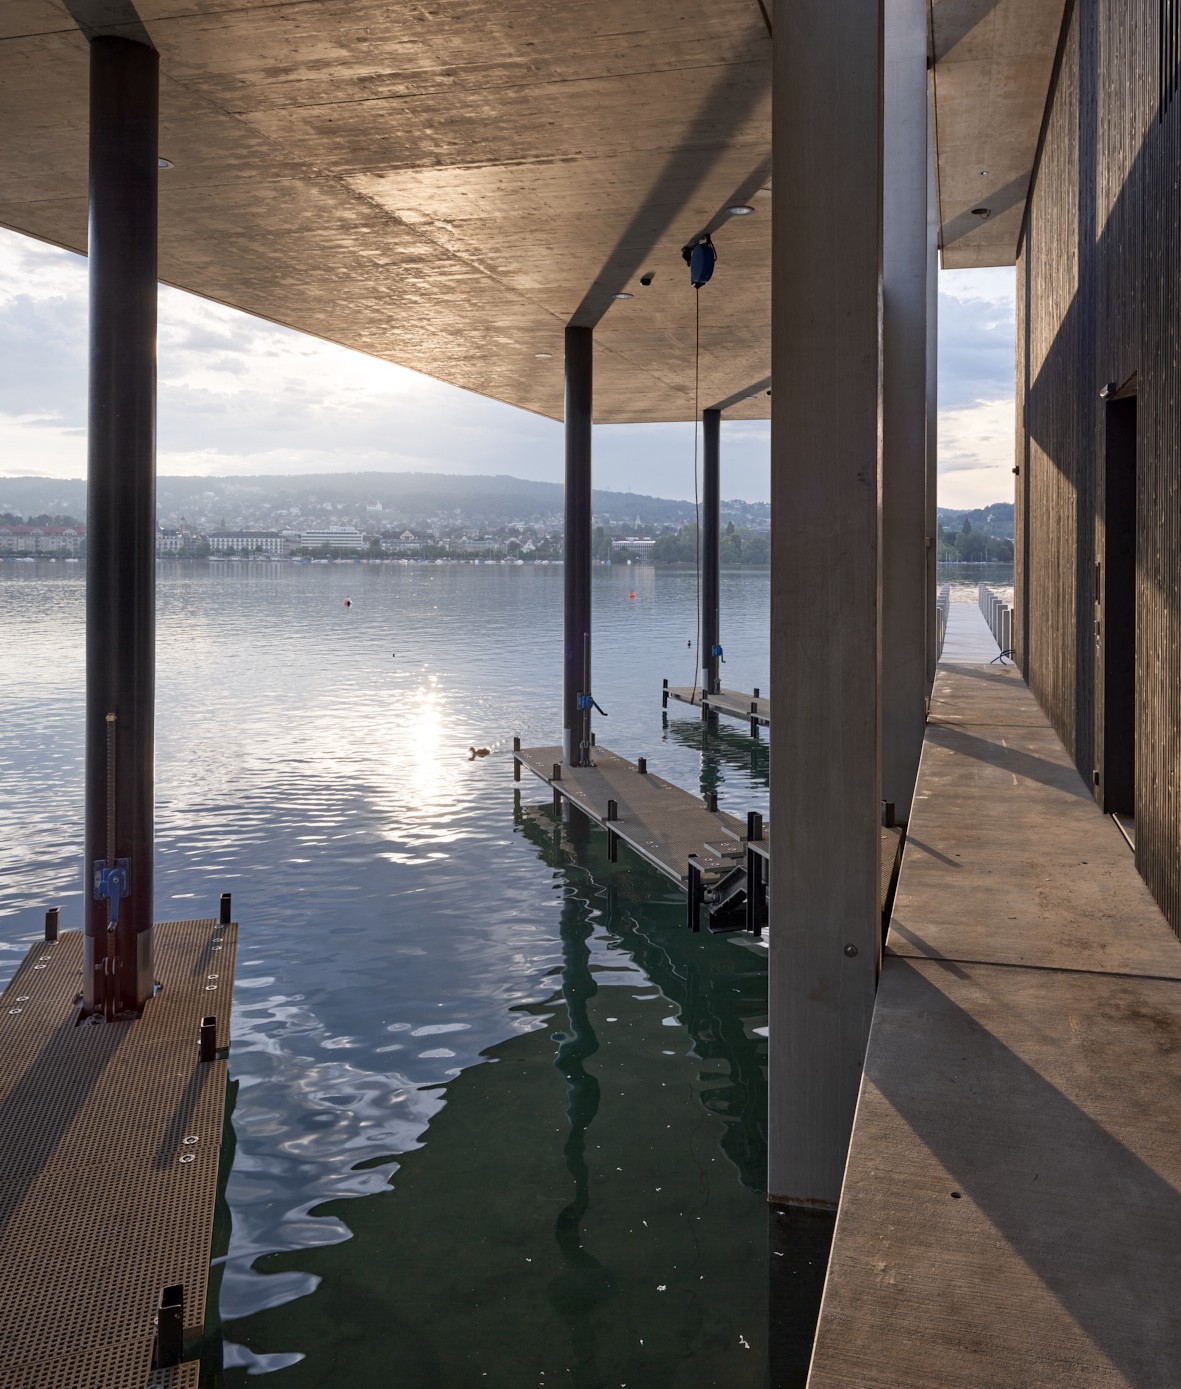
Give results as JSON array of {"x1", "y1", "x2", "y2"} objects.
[{"x1": 1017, "y1": 0, "x2": 1181, "y2": 937}]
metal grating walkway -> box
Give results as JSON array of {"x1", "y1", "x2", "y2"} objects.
[{"x1": 0, "y1": 919, "x2": 237, "y2": 1389}]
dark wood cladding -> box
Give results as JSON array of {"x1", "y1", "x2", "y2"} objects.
[{"x1": 1017, "y1": 0, "x2": 1181, "y2": 938}]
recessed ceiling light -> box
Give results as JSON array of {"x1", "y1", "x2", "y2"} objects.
[
  {"x1": 158, "y1": 157, "x2": 174, "y2": 169},
  {"x1": 726, "y1": 204, "x2": 755, "y2": 216},
  {"x1": 613, "y1": 292, "x2": 634, "y2": 300},
  {"x1": 535, "y1": 352, "x2": 553, "y2": 359}
]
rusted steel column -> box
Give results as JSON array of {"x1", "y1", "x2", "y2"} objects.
[
  {"x1": 84, "y1": 35, "x2": 159, "y2": 1016},
  {"x1": 563, "y1": 325, "x2": 593, "y2": 766},
  {"x1": 702, "y1": 407, "x2": 722, "y2": 701},
  {"x1": 770, "y1": 0, "x2": 883, "y2": 1208}
]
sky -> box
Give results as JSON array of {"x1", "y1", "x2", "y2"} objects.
[{"x1": 0, "y1": 227, "x2": 1015, "y2": 509}]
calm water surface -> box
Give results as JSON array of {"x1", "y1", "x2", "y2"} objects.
[{"x1": 0, "y1": 561, "x2": 772, "y2": 1387}]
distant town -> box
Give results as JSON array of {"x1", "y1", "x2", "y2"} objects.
[{"x1": 0, "y1": 472, "x2": 1013, "y2": 564}]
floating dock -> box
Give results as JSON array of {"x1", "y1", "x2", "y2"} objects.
[
  {"x1": 0, "y1": 917, "x2": 237, "y2": 1389},
  {"x1": 664, "y1": 681, "x2": 770, "y2": 731},
  {"x1": 515, "y1": 744, "x2": 903, "y2": 931},
  {"x1": 807, "y1": 655, "x2": 1181, "y2": 1385}
]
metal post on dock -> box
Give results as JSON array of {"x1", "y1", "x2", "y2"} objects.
[
  {"x1": 702, "y1": 407, "x2": 722, "y2": 703},
  {"x1": 219, "y1": 892, "x2": 232, "y2": 926},
  {"x1": 606, "y1": 798, "x2": 618, "y2": 862},
  {"x1": 662, "y1": 678, "x2": 669, "y2": 710},
  {"x1": 44, "y1": 907, "x2": 60, "y2": 943},
  {"x1": 83, "y1": 34, "x2": 159, "y2": 1018},
  {"x1": 687, "y1": 859, "x2": 703, "y2": 932},
  {"x1": 513, "y1": 735, "x2": 521, "y2": 782},
  {"x1": 154, "y1": 1284, "x2": 183, "y2": 1369},
  {"x1": 563, "y1": 324, "x2": 593, "y2": 767}
]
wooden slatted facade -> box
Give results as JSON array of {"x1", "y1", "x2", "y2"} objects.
[{"x1": 1017, "y1": 0, "x2": 1181, "y2": 938}]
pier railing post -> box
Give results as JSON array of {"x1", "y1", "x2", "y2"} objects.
[
  {"x1": 563, "y1": 324, "x2": 593, "y2": 767},
  {"x1": 702, "y1": 407, "x2": 722, "y2": 700},
  {"x1": 83, "y1": 34, "x2": 159, "y2": 1017}
]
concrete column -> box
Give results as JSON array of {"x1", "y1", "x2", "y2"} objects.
[
  {"x1": 84, "y1": 35, "x2": 159, "y2": 1016},
  {"x1": 563, "y1": 325, "x2": 593, "y2": 767},
  {"x1": 881, "y1": 0, "x2": 930, "y2": 823},
  {"x1": 769, "y1": 0, "x2": 883, "y2": 1207},
  {"x1": 925, "y1": 73, "x2": 940, "y2": 691},
  {"x1": 701, "y1": 408, "x2": 722, "y2": 701}
]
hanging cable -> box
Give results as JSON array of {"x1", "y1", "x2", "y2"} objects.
[{"x1": 689, "y1": 286, "x2": 702, "y2": 704}]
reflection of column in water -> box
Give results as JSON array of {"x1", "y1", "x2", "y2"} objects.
[
  {"x1": 515, "y1": 804, "x2": 768, "y2": 1191},
  {"x1": 547, "y1": 883, "x2": 614, "y2": 1383}
]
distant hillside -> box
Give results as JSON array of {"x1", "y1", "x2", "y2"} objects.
[
  {"x1": 0, "y1": 473, "x2": 769, "y2": 532},
  {"x1": 937, "y1": 502, "x2": 1013, "y2": 540}
]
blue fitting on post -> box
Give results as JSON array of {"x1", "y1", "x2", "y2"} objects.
[
  {"x1": 93, "y1": 858, "x2": 130, "y2": 928},
  {"x1": 711, "y1": 644, "x2": 724, "y2": 660},
  {"x1": 577, "y1": 692, "x2": 608, "y2": 717}
]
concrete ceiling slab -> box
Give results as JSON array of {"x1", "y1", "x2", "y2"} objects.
[
  {"x1": 0, "y1": 0, "x2": 773, "y2": 424},
  {"x1": 931, "y1": 0, "x2": 1068, "y2": 268}
]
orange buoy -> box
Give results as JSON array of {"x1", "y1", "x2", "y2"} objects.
[
  {"x1": 344, "y1": 597, "x2": 351, "y2": 607},
  {"x1": 629, "y1": 591, "x2": 636, "y2": 600}
]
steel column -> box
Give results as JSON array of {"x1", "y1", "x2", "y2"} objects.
[
  {"x1": 84, "y1": 35, "x2": 159, "y2": 1016},
  {"x1": 702, "y1": 408, "x2": 722, "y2": 701},
  {"x1": 563, "y1": 325, "x2": 593, "y2": 766},
  {"x1": 770, "y1": 0, "x2": 883, "y2": 1207},
  {"x1": 881, "y1": 0, "x2": 930, "y2": 823}
]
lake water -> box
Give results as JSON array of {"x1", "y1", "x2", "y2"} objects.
[{"x1": 0, "y1": 560, "x2": 773, "y2": 1387}]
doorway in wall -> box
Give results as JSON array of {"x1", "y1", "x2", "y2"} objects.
[{"x1": 1098, "y1": 387, "x2": 1137, "y2": 840}]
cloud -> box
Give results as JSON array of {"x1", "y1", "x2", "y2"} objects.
[
  {"x1": 937, "y1": 397, "x2": 1016, "y2": 508},
  {"x1": 0, "y1": 230, "x2": 1016, "y2": 506}
]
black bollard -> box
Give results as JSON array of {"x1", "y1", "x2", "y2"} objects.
[
  {"x1": 687, "y1": 859, "x2": 703, "y2": 932},
  {"x1": 199, "y1": 1015, "x2": 217, "y2": 1063},
  {"x1": 637, "y1": 757, "x2": 647, "y2": 775},
  {"x1": 662, "y1": 678, "x2": 669, "y2": 709},
  {"x1": 155, "y1": 1284, "x2": 183, "y2": 1369},
  {"x1": 513, "y1": 735, "x2": 521, "y2": 783},
  {"x1": 705, "y1": 792, "x2": 717, "y2": 813},
  {"x1": 45, "y1": 907, "x2": 60, "y2": 942},
  {"x1": 219, "y1": 892, "x2": 231, "y2": 926}
]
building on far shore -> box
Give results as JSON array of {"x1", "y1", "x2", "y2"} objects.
[
  {"x1": 0, "y1": 524, "x2": 84, "y2": 555},
  {"x1": 611, "y1": 537, "x2": 656, "y2": 559},
  {"x1": 208, "y1": 529, "x2": 285, "y2": 555},
  {"x1": 298, "y1": 526, "x2": 365, "y2": 551}
]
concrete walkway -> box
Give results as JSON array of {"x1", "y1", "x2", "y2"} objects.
[
  {"x1": 941, "y1": 599, "x2": 1002, "y2": 664},
  {"x1": 807, "y1": 661, "x2": 1181, "y2": 1387}
]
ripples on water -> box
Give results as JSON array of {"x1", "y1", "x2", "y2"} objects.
[{"x1": 1, "y1": 561, "x2": 772, "y2": 1386}]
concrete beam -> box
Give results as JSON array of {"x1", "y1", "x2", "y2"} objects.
[
  {"x1": 769, "y1": 0, "x2": 883, "y2": 1207},
  {"x1": 926, "y1": 77, "x2": 940, "y2": 693},
  {"x1": 881, "y1": 0, "x2": 930, "y2": 821}
]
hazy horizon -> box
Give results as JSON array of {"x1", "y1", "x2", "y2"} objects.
[{"x1": 1, "y1": 228, "x2": 1017, "y2": 508}]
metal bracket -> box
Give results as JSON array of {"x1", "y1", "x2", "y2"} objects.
[
  {"x1": 93, "y1": 858, "x2": 130, "y2": 928},
  {"x1": 576, "y1": 692, "x2": 608, "y2": 717}
]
